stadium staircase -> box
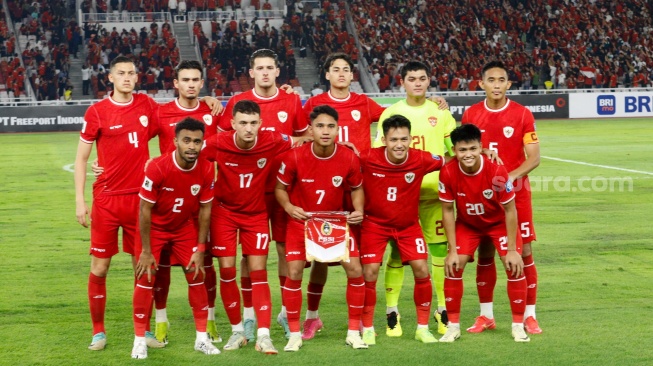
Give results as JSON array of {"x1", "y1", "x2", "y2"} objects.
[
  {"x1": 69, "y1": 55, "x2": 85, "y2": 100},
  {"x1": 173, "y1": 22, "x2": 199, "y2": 63},
  {"x1": 293, "y1": 47, "x2": 319, "y2": 95}
]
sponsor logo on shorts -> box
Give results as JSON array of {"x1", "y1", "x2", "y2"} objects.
[
  {"x1": 203, "y1": 114, "x2": 212, "y2": 125},
  {"x1": 362, "y1": 254, "x2": 375, "y2": 258},
  {"x1": 139, "y1": 115, "x2": 148, "y2": 127},
  {"x1": 351, "y1": 110, "x2": 361, "y2": 121},
  {"x1": 503, "y1": 126, "x2": 514, "y2": 138},
  {"x1": 257, "y1": 158, "x2": 267, "y2": 168},
  {"x1": 457, "y1": 192, "x2": 466, "y2": 196},
  {"x1": 214, "y1": 246, "x2": 226, "y2": 250},
  {"x1": 142, "y1": 177, "x2": 153, "y2": 191},
  {"x1": 191, "y1": 184, "x2": 201, "y2": 196},
  {"x1": 287, "y1": 251, "x2": 301, "y2": 255},
  {"x1": 332, "y1": 176, "x2": 343, "y2": 187},
  {"x1": 91, "y1": 247, "x2": 106, "y2": 253},
  {"x1": 405, "y1": 172, "x2": 415, "y2": 183},
  {"x1": 278, "y1": 111, "x2": 288, "y2": 123},
  {"x1": 483, "y1": 189, "x2": 493, "y2": 199}
]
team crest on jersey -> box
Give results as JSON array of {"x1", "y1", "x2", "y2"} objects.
[
  {"x1": 142, "y1": 177, "x2": 153, "y2": 191},
  {"x1": 351, "y1": 110, "x2": 361, "y2": 121},
  {"x1": 278, "y1": 111, "x2": 288, "y2": 123},
  {"x1": 257, "y1": 158, "x2": 267, "y2": 168},
  {"x1": 483, "y1": 189, "x2": 493, "y2": 199},
  {"x1": 428, "y1": 116, "x2": 438, "y2": 127},
  {"x1": 438, "y1": 181, "x2": 445, "y2": 193},
  {"x1": 139, "y1": 115, "x2": 148, "y2": 127},
  {"x1": 405, "y1": 172, "x2": 415, "y2": 183},
  {"x1": 191, "y1": 184, "x2": 201, "y2": 196},
  {"x1": 321, "y1": 221, "x2": 333, "y2": 235},
  {"x1": 503, "y1": 126, "x2": 514, "y2": 138},
  {"x1": 332, "y1": 176, "x2": 343, "y2": 187},
  {"x1": 279, "y1": 162, "x2": 286, "y2": 174},
  {"x1": 203, "y1": 114, "x2": 213, "y2": 126}
]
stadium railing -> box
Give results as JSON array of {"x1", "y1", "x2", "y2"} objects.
[
  {"x1": 187, "y1": 9, "x2": 284, "y2": 21},
  {"x1": 80, "y1": 11, "x2": 172, "y2": 23}
]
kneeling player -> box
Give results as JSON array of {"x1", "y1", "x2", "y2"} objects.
[
  {"x1": 276, "y1": 105, "x2": 367, "y2": 351},
  {"x1": 132, "y1": 118, "x2": 220, "y2": 359},
  {"x1": 438, "y1": 123, "x2": 529, "y2": 343},
  {"x1": 359, "y1": 115, "x2": 445, "y2": 345}
]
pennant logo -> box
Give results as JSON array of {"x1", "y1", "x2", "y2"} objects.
[
  {"x1": 351, "y1": 110, "x2": 361, "y2": 121},
  {"x1": 191, "y1": 184, "x2": 201, "y2": 196},
  {"x1": 203, "y1": 114, "x2": 212, "y2": 126},
  {"x1": 278, "y1": 111, "x2": 288, "y2": 123},
  {"x1": 321, "y1": 221, "x2": 333, "y2": 235},
  {"x1": 483, "y1": 189, "x2": 493, "y2": 199},
  {"x1": 332, "y1": 176, "x2": 343, "y2": 187},
  {"x1": 428, "y1": 116, "x2": 438, "y2": 127},
  {"x1": 503, "y1": 126, "x2": 514, "y2": 138},
  {"x1": 405, "y1": 172, "x2": 415, "y2": 183},
  {"x1": 257, "y1": 158, "x2": 267, "y2": 168},
  {"x1": 139, "y1": 115, "x2": 148, "y2": 127}
]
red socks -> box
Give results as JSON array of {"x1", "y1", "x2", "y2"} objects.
[
  {"x1": 219, "y1": 267, "x2": 242, "y2": 325},
  {"x1": 346, "y1": 276, "x2": 365, "y2": 331},
  {"x1": 204, "y1": 256, "x2": 217, "y2": 308},
  {"x1": 362, "y1": 280, "x2": 376, "y2": 328},
  {"x1": 414, "y1": 276, "x2": 432, "y2": 326},
  {"x1": 444, "y1": 268, "x2": 464, "y2": 323},
  {"x1": 476, "y1": 257, "x2": 497, "y2": 303},
  {"x1": 250, "y1": 270, "x2": 272, "y2": 329},
  {"x1": 241, "y1": 276, "x2": 253, "y2": 308},
  {"x1": 283, "y1": 278, "x2": 302, "y2": 332},
  {"x1": 307, "y1": 282, "x2": 324, "y2": 312},
  {"x1": 278, "y1": 275, "x2": 287, "y2": 307},
  {"x1": 506, "y1": 270, "x2": 527, "y2": 323},
  {"x1": 523, "y1": 254, "x2": 538, "y2": 306},
  {"x1": 88, "y1": 273, "x2": 107, "y2": 335},
  {"x1": 133, "y1": 274, "x2": 154, "y2": 337},
  {"x1": 153, "y1": 264, "x2": 170, "y2": 310},
  {"x1": 186, "y1": 272, "x2": 209, "y2": 332}
]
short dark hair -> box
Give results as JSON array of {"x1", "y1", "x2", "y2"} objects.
[
  {"x1": 249, "y1": 48, "x2": 279, "y2": 68},
  {"x1": 175, "y1": 60, "x2": 203, "y2": 79},
  {"x1": 109, "y1": 55, "x2": 136, "y2": 71},
  {"x1": 382, "y1": 115, "x2": 412, "y2": 135},
  {"x1": 482, "y1": 60, "x2": 508, "y2": 78},
  {"x1": 450, "y1": 123, "x2": 482, "y2": 146},
  {"x1": 323, "y1": 52, "x2": 354, "y2": 74},
  {"x1": 309, "y1": 105, "x2": 338, "y2": 124},
  {"x1": 233, "y1": 100, "x2": 261, "y2": 116},
  {"x1": 175, "y1": 117, "x2": 205, "y2": 136},
  {"x1": 400, "y1": 60, "x2": 430, "y2": 79}
]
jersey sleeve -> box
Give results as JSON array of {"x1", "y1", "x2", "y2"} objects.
[
  {"x1": 421, "y1": 150, "x2": 444, "y2": 173},
  {"x1": 293, "y1": 95, "x2": 310, "y2": 133},
  {"x1": 521, "y1": 109, "x2": 539, "y2": 145},
  {"x1": 201, "y1": 134, "x2": 219, "y2": 162},
  {"x1": 438, "y1": 166, "x2": 454, "y2": 202},
  {"x1": 442, "y1": 110, "x2": 456, "y2": 138},
  {"x1": 460, "y1": 108, "x2": 471, "y2": 125},
  {"x1": 494, "y1": 165, "x2": 516, "y2": 204},
  {"x1": 347, "y1": 153, "x2": 363, "y2": 189},
  {"x1": 139, "y1": 161, "x2": 162, "y2": 203},
  {"x1": 147, "y1": 96, "x2": 161, "y2": 139},
  {"x1": 372, "y1": 109, "x2": 392, "y2": 147},
  {"x1": 274, "y1": 132, "x2": 294, "y2": 154},
  {"x1": 217, "y1": 99, "x2": 235, "y2": 131},
  {"x1": 276, "y1": 151, "x2": 296, "y2": 187},
  {"x1": 199, "y1": 163, "x2": 215, "y2": 203},
  {"x1": 367, "y1": 98, "x2": 385, "y2": 123},
  {"x1": 80, "y1": 104, "x2": 100, "y2": 143}
]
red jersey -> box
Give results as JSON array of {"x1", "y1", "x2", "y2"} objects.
[
  {"x1": 277, "y1": 143, "x2": 362, "y2": 213},
  {"x1": 360, "y1": 147, "x2": 444, "y2": 228},
  {"x1": 81, "y1": 93, "x2": 159, "y2": 196},
  {"x1": 155, "y1": 99, "x2": 219, "y2": 154},
  {"x1": 139, "y1": 153, "x2": 214, "y2": 232},
  {"x1": 303, "y1": 91, "x2": 384, "y2": 151},
  {"x1": 461, "y1": 99, "x2": 539, "y2": 174},
  {"x1": 438, "y1": 156, "x2": 515, "y2": 230},
  {"x1": 217, "y1": 88, "x2": 309, "y2": 135},
  {"x1": 203, "y1": 130, "x2": 293, "y2": 214}
]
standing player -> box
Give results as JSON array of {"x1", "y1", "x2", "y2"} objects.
[
  {"x1": 437, "y1": 123, "x2": 529, "y2": 343},
  {"x1": 276, "y1": 105, "x2": 367, "y2": 351},
  {"x1": 374, "y1": 61, "x2": 456, "y2": 337},
  {"x1": 461, "y1": 61, "x2": 542, "y2": 334},
  {"x1": 132, "y1": 118, "x2": 220, "y2": 359},
  {"x1": 74, "y1": 55, "x2": 160, "y2": 351},
  {"x1": 217, "y1": 49, "x2": 309, "y2": 340},
  {"x1": 359, "y1": 115, "x2": 445, "y2": 345},
  {"x1": 203, "y1": 100, "x2": 308, "y2": 354}
]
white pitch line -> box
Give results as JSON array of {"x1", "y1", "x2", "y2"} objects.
[{"x1": 541, "y1": 156, "x2": 653, "y2": 176}]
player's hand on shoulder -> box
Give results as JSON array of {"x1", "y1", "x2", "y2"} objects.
[
  {"x1": 202, "y1": 96, "x2": 224, "y2": 116},
  {"x1": 280, "y1": 84, "x2": 298, "y2": 95},
  {"x1": 76, "y1": 201, "x2": 90, "y2": 227},
  {"x1": 338, "y1": 141, "x2": 360, "y2": 156},
  {"x1": 444, "y1": 252, "x2": 460, "y2": 277},
  {"x1": 144, "y1": 158, "x2": 154, "y2": 171},
  {"x1": 504, "y1": 251, "x2": 523, "y2": 278},
  {"x1": 91, "y1": 159, "x2": 104, "y2": 177},
  {"x1": 136, "y1": 251, "x2": 158, "y2": 283},
  {"x1": 482, "y1": 148, "x2": 503, "y2": 165},
  {"x1": 347, "y1": 210, "x2": 364, "y2": 225},
  {"x1": 293, "y1": 135, "x2": 313, "y2": 147},
  {"x1": 429, "y1": 96, "x2": 449, "y2": 110}
]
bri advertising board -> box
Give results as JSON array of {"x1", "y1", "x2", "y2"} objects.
[{"x1": 569, "y1": 92, "x2": 653, "y2": 118}]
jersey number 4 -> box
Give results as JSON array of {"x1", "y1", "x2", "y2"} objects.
[{"x1": 129, "y1": 132, "x2": 139, "y2": 148}]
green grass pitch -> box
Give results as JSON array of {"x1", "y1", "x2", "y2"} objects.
[{"x1": 0, "y1": 118, "x2": 651, "y2": 365}]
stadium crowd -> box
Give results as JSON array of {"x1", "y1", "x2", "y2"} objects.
[{"x1": 350, "y1": 0, "x2": 653, "y2": 92}]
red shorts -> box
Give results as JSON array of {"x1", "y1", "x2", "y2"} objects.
[
  {"x1": 515, "y1": 177, "x2": 536, "y2": 244},
  {"x1": 456, "y1": 223, "x2": 523, "y2": 259},
  {"x1": 89, "y1": 193, "x2": 139, "y2": 258},
  {"x1": 360, "y1": 221, "x2": 428, "y2": 265},
  {"x1": 266, "y1": 192, "x2": 287, "y2": 243},
  {"x1": 285, "y1": 219, "x2": 359, "y2": 262},
  {"x1": 210, "y1": 205, "x2": 270, "y2": 257},
  {"x1": 134, "y1": 222, "x2": 198, "y2": 266}
]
